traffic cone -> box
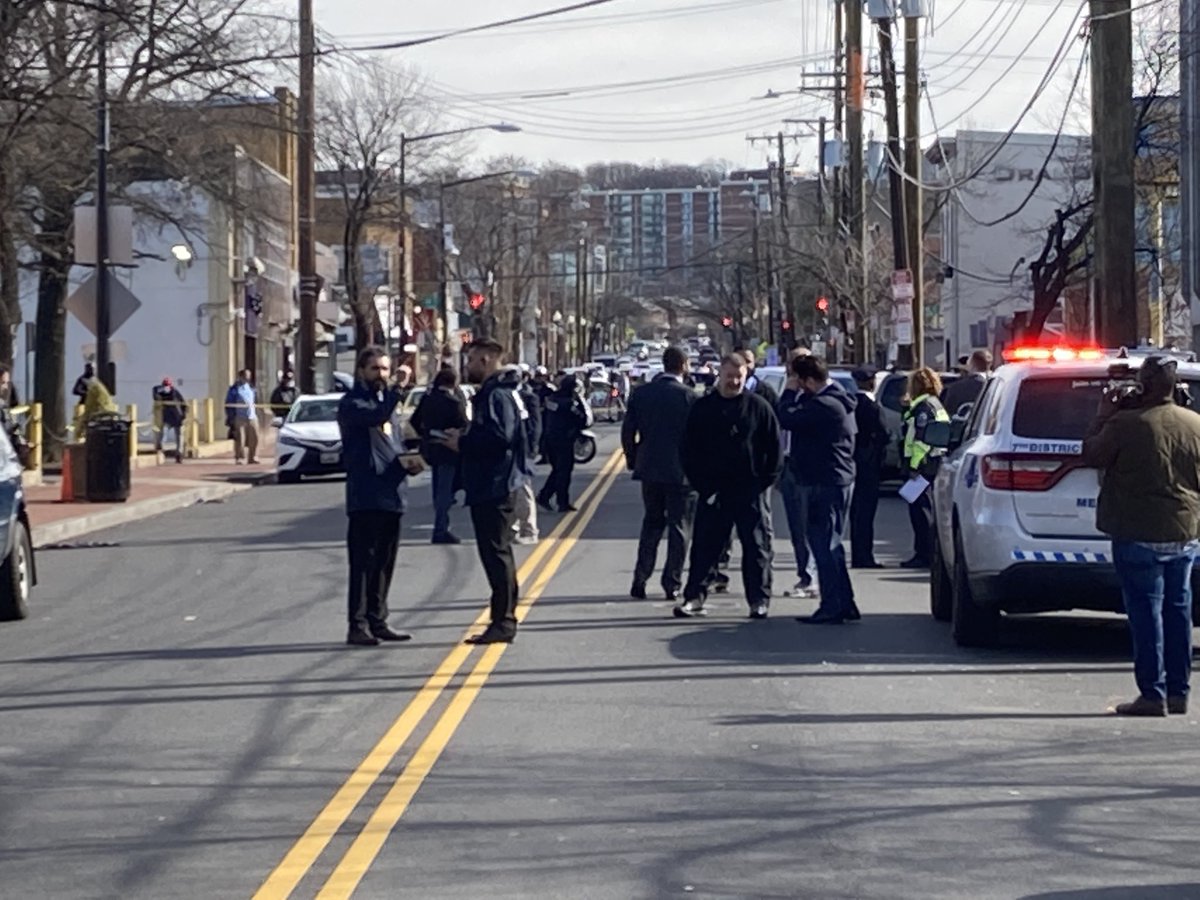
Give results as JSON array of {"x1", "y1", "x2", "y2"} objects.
[{"x1": 60, "y1": 446, "x2": 73, "y2": 502}]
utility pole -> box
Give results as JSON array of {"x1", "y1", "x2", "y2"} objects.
[
  {"x1": 833, "y1": 0, "x2": 845, "y2": 230},
  {"x1": 297, "y1": 0, "x2": 318, "y2": 393},
  {"x1": 95, "y1": 0, "x2": 112, "y2": 393},
  {"x1": 876, "y1": 8, "x2": 911, "y2": 366},
  {"x1": 1090, "y1": 0, "x2": 1138, "y2": 347},
  {"x1": 846, "y1": 0, "x2": 869, "y2": 364},
  {"x1": 1182, "y1": 0, "x2": 1200, "y2": 349},
  {"x1": 903, "y1": 4, "x2": 924, "y2": 366}
]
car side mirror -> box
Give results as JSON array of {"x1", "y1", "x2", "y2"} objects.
[
  {"x1": 271, "y1": 417, "x2": 283, "y2": 428},
  {"x1": 924, "y1": 420, "x2": 952, "y2": 449},
  {"x1": 954, "y1": 401, "x2": 974, "y2": 420}
]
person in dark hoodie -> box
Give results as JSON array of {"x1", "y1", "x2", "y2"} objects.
[
  {"x1": 537, "y1": 373, "x2": 592, "y2": 512},
  {"x1": 411, "y1": 365, "x2": 469, "y2": 544},
  {"x1": 677, "y1": 354, "x2": 782, "y2": 619},
  {"x1": 337, "y1": 346, "x2": 424, "y2": 646},
  {"x1": 437, "y1": 340, "x2": 528, "y2": 645},
  {"x1": 777, "y1": 354, "x2": 862, "y2": 624}
]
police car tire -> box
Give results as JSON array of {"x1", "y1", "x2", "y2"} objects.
[
  {"x1": 929, "y1": 532, "x2": 952, "y2": 623},
  {"x1": 951, "y1": 530, "x2": 999, "y2": 647},
  {"x1": 0, "y1": 520, "x2": 32, "y2": 622}
]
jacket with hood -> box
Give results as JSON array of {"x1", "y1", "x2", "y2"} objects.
[
  {"x1": 682, "y1": 390, "x2": 781, "y2": 499},
  {"x1": 337, "y1": 380, "x2": 407, "y2": 515},
  {"x1": 777, "y1": 381, "x2": 858, "y2": 487},
  {"x1": 459, "y1": 367, "x2": 527, "y2": 506}
]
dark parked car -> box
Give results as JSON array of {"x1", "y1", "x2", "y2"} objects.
[{"x1": 0, "y1": 428, "x2": 36, "y2": 622}]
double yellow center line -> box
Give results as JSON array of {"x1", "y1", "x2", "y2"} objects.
[{"x1": 253, "y1": 449, "x2": 626, "y2": 900}]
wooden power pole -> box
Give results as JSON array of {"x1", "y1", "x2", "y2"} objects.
[
  {"x1": 1181, "y1": 0, "x2": 1200, "y2": 350},
  {"x1": 846, "y1": 0, "x2": 869, "y2": 363},
  {"x1": 297, "y1": 0, "x2": 318, "y2": 393},
  {"x1": 1090, "y1": 0, "x2": 1138, "y2": 347},
  {"x1": 903, "y1": 8, "x2": 924, "y2": 367},
  {"x1": 876, "y1": 10, "x2": 911, "y2": 366}
]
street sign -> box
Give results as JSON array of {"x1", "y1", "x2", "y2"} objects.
[
  {"x1": 891, "y1": 269, "x2": 914, "y2": 301},
  {"x1": 65, "y1": 271, "x2": 142, "y2": 336},
  {"x1": 894, "y1": 293, "x2": 914, "y2": 345}
]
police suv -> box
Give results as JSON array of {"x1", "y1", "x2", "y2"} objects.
[{"x1": 927, "y1": 346, "x2": 1200, "y2": 647}]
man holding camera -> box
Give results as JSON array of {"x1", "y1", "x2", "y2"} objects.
[{"x1": 1083, "y1": 356, "x2": 1200, "y2": 716}]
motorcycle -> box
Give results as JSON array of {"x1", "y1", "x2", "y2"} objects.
[{"x1": 573, "y1": 429, "x2": 597, "y2": 464}]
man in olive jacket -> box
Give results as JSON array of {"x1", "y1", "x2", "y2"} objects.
[{"x1": 1083, "y1": 355, "x2": 1200, "y2": 717}]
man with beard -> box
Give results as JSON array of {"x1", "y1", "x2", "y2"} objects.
[
  {"x1": 438, "y1": 340, "x2": 528, "y2": 645},
  {"x1": 676, "y1": 354, "x2": 781, "y2": 619},
  {"x1": 337, "y1": 347, "x2": 424, "y2": 646}
]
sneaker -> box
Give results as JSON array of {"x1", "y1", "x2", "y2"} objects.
[
  {"x1": 786, "y1": 580, "x2": 817, "y2": 599},
  {"x1": 672, "y1": 598, "x2": 707, "y2": 618},
  {"x1": 514, "y1": 534, "x2": 539, "y2": 546},
  {"x1": 1169, "y1": 695, "x2": 1189, "y2": 715},
  {"x1": 748, "y1": 602, "x2": 769, "y2": 620},
  {"x1": 1113, "y1": 696, "x2": 1167, "y2": 717}
]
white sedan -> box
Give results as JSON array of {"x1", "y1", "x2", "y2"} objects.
[{"x1": 274, "y1": 394, "x2": 344, "y2": 483}]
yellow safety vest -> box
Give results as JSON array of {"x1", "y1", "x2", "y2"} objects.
[{"x1": 903, "y1": 393, "x2": 951, "y2": 473}]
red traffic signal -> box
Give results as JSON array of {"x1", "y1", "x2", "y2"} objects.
[
  {"x1": 721, "y1": 315, "x2": 733, "y2": 328},
  {"x1": 468, "y1": 293, "x2": 487, "y2": 311},
  {"x1": 816, "y1": 296, "x2": 829, "y2": 313},
  {"x1": 781, "y1": 318, "x2": 792, "y2": 331}
]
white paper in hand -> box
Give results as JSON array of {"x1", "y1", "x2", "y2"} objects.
[{"x1": 899, "y1": 476, "x2": 930, "y2": 504}]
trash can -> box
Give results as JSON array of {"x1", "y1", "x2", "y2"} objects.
[{"x1": 85, "y1": 415, "x2": 131, "y2": 502}]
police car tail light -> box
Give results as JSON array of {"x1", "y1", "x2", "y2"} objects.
[
  {"x1": 1005, "y1": 346, "x2": 1105, "y2": 363},
  {"x1": 981, "y1": 454, "x2": 1075, "y2": 491}
]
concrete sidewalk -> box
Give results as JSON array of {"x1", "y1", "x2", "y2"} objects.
[{"x1": 26, "y1": 433, "x2": 276, "y2": 548}]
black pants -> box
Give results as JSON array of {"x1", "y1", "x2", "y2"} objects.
[
  {"x1": 346, "y1": 510, "x2": 401, "y2": 633},
  {"x1": 633, "y1": 482, "x2": 697, "y2": 594},
  {"x1": 908, "y1": 490, "x2": 933, "y2": 563},
  {"x1": 684, "y1": 491, "x2": 773, "y2": 606},
  {"x1": 470, "y1": 499, "x2": 519, "y2": 636},
  {"x1": 538, "y1": 441, "x2": 575, "y2": 509},
  {"x1": 849, "y1": 466, "x2": 881, "y2": 566}
]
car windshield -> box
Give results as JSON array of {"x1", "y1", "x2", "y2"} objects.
[
  {"x1": 288, "y1": 399, "x2": 340, "y2": 423},
  {"x1": 1013, "y1": 375, "x2": 1200, "y2": 439}
]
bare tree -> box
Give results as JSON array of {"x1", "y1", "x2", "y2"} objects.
[
  {"x1": 1, "y1": 0, "x2": 288, "y2": 456},
  {"x1": 316, "y1": 58, "x2": 441, "y2": 350}
]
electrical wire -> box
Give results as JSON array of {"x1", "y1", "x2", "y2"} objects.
[{"x1": 927, "y1": 39, "x2": 1091, "y2": 229}]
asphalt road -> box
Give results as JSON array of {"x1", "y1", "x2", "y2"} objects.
[{"x1": 1, "y1": 423, "x2": 1198, "y2": 900}]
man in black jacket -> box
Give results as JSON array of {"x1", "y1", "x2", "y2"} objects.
[
  {"x1": 849, "y1": 368, "x2": 887, "y2": 569},
  {"x1": 622, "y1": 346, "x2": 697, "y2": 602},
  {"x1": 337, "y1": 347, "x2": 423, "y2": 646},
  {"x1": 677, "y1": 354, "x2": 782, "y2": 619},
  {"x1": 778, "y1": 354, "x2": 861, "y2": 624},
  {"x1": 439, "y1": 340, "x2": 527, "y2": 645},
  {"x1": 152, "y1": 377, "x2": 187, "y2": 463},
  {"x1": 537, "y1": 375, "x2": 591, "y2": 512},
  {"x1": 411, "y1": 366, "x2": 469, "y2": 544}
]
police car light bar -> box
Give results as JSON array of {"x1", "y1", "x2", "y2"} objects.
[{"x1": 1004, "y1": 346, "x2": 1105, "y2": 363}]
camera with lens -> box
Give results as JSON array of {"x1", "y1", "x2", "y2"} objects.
[{"x1": 1104, "y1": 362, "x2": 1192, "y2": 410}]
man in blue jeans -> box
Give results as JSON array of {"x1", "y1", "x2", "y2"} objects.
[
  {"x1": 777, "y1": 354, "x2": 861, "y2": 624},
  {"x1": 1083, "y1": 355, "x2": 1200, "y2": 716}
]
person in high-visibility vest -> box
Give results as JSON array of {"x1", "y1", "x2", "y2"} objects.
[{"x1": 901, "y1": 367, "x2": 951, "y2": 569}]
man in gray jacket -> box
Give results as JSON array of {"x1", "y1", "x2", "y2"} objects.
[{"x1": 621, "y1": 346, "x2": 697, "y2": 602}]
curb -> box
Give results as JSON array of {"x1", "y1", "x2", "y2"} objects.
[{"x1": 30, "y1": 473, "x2": 274, "y2": 548}]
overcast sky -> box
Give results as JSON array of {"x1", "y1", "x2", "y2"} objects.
[{"x1": 313, "y1": 0, "x2": 1090, "y2": 173}]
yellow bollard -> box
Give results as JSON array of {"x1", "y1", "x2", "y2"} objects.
[
  {"x1": 203, "y1": 397, "x2": 215, "y2": 444},
  {"x1": 188, "y1": 399, "x2": 200, "y2": 458},
  {"x1": 29, "y1": 402, "x2": 42, "y2": 477},
  {"x1": 126, "y1": 403, "x2": 138, "y2": 459}
]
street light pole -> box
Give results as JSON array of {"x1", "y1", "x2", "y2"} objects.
[{"x1": 95, "y1": 0, "x2": 112, "y2": 393}]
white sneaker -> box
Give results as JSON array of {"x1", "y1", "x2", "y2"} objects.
[
  {"x1": 672, "y1": 598, "x2": 707, "y2": 618},
  {"x1": 785, "y1": 579, "x2": 817, "y2": 598},
  {"x1": 514, "y1": 534, "x2": 539, "y2": 545}
]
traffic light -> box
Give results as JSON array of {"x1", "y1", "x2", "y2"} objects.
[
  {"x1": 781, "y1": 318, "x2": 792, "y2": 332},
  {"x1": 816, "y1": 296, "x2": 829, "y2": 313},
  {"x1": 721, "y1": 315, "x2": 733, "y2": 329},
  {"x1": 468, "y1": 292, "x2": 487, "y2": 311}
]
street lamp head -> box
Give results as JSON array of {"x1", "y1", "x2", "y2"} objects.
[
  {"x1": 490, "y1": 123, "x2": 521, "y2": 133},
  {"x1": 170, "y1": 243, "x2": 194, "y2": 263}
]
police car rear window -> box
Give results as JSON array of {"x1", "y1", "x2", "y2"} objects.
[{"x1": 1012, "y1": 378, "x2": 1105, "y2": 440}]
